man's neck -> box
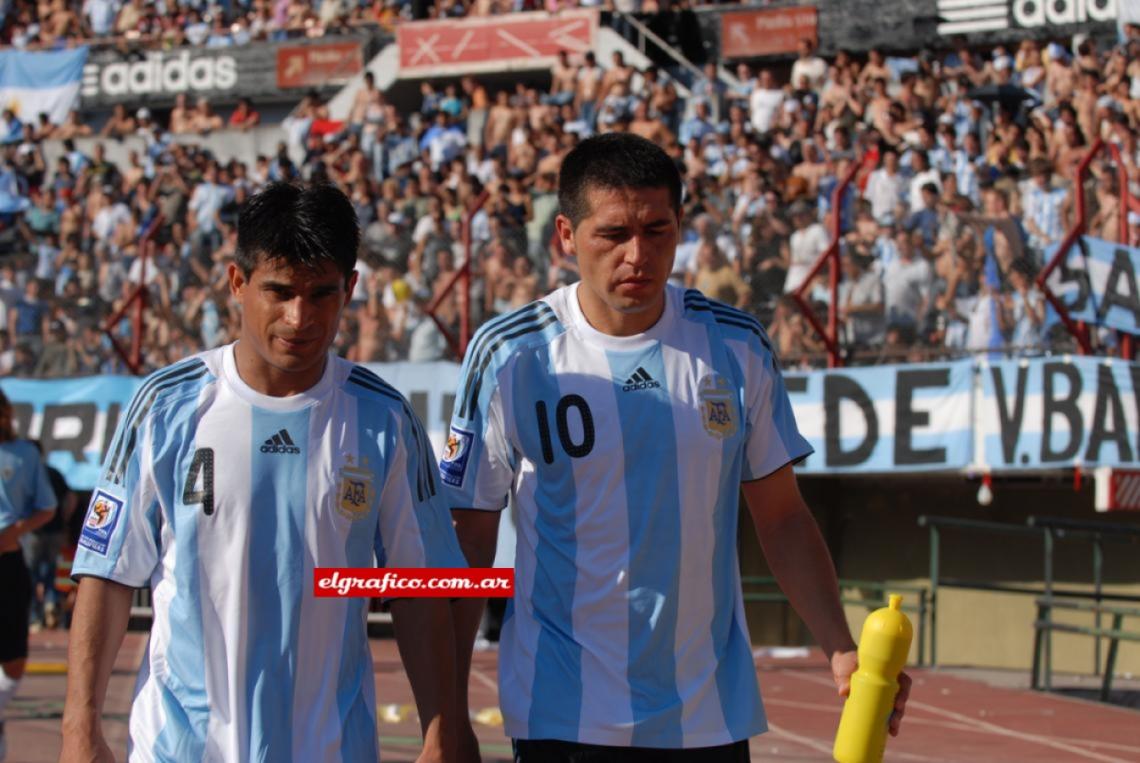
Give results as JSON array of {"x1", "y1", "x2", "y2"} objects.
[
  {"x1": 234, "y1": 341, "x2": 326, "y2": 397},
  {"x1": 577, "y1": 286, "x2": 666, "y2": 337}
]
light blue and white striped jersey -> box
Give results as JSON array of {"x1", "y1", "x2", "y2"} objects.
[
  {"x1": 73, "y1": 343, "x2": 465, "y2": 763},
  {"x1": 441, "y1": 283, "x2": 813, "y2": 748}
]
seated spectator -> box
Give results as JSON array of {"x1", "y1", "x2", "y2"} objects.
[
  {"x1": 99, "y1": 104, "x2": 137, "y2": 140},
  {"x1": 169, "y1": 93, "x2": 195, "y2": 134},
  {"x1": 839, "y1": 253, "x2": 885, "y2": 349},
  {"x1": 192, "y1": 97, "x2": 225, "y2": 133},
  {"x1": 694, "y1": 241, "x2": 750, "y2": 308},
  {"x1": 883, "y1": 229, "x2": 932, "y2": 330}
]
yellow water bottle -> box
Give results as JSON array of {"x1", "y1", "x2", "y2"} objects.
[{"x1": 833, "y1": 594, "x2": 912, "y2": 763}]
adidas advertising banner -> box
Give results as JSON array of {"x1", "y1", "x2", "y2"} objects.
[
  {"x1": 1046, "y1": 236, "x2": 1140, "y2": 337},
  {"x1": 10, "y1": 357, "x2": 1140, "y2": 487},
  {"x1": 79, "y1": 33, "x2": 377, "y2": 109},
  {"x1": 785, "y1": 361, "x2": 974, "y2": 474},
  {"x1": 809, "y1": 0, "x2": 1118, "y2": 57},
  {"x1": 979, "y1": 356, "x2": 1140, "y2": 470},
  {"x1": 0, "y1": 361, "x2": 458, "y2": 491}
]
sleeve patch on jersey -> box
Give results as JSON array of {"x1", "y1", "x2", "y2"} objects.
[
  {"x1": 439, "y1": 427, "x2": 474, "y2": 488},
  {"x1": 79, "y1": 490, "x2": 125, "y2": 556}
]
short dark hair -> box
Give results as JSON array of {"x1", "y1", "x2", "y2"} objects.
[
  {"x1": 236, "y1": 182, "x2": 359, "y2": 286},
  {"x1": 557, "y1": 133, "x2": 682, "y2": 228}
]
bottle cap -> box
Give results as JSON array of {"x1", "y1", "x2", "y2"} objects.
[{"x1": 889, "y1": 594, "x2": 903, "y2": 610}]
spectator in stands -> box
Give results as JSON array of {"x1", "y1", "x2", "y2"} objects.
[
  {"x1": 1021, "y1": 158, "x2": 1067, "y2": 256},
  {"x1": 786, "y1": 201, "x2": 828, "y2": 294},
  {"x1": 839, "y1": 252, "x2": 885, "y2": 351},
  {"x1": 229, "y1": 98, "x2": 261, "y2": 131},
  {"x1": 864, "y1": 147, "x2": 905, "y2": 225},
  {"x1": 883, "y1": 229, "x2": 932, "y2": 331}
]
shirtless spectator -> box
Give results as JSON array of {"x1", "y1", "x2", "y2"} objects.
[
  {"x1": 484, "y1": 90, "x2": 515, "y2": 152},
  {"x1": 548, "y1": 50, "x2": 578, "y2": 107},
  {"x1": 192, "y1": 98, "x2": 224, "y2": 133},
  {"x1": 99, "y1": 104, "x2": 136, "y2": 140},
  {"x1": 576, "y1": 51, "x2": 604, "y2": 129},
  {"x1": 599, "y1": 51, "x2": 634, "y2": 102},
  {"x1": 628, "y1": 99, "x2": 672, "y2": 145},
  {"x1": 53, "y1": 110, "x2": 92, "y2": 140},
  {"x1": 169, "y1": 93, "x2": 195, "y2": 134}
]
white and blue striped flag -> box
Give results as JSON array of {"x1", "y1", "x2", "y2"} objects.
[{"x1": 0, "y1": 47, "x2": 87, "y2": 124}]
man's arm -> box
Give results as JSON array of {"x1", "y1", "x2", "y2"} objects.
[
  {"x1": 390, "y1": 598, "x2": 458, "y2": 763},
  {"x1": 742, "y1": 464, "x2": 910, "y2": 735},
  {"x1": 450, "y1": 509, "x2": 500, "y2": 763},
  {"x1": 59, "y1": 577, "x2": 133, "y2": 763},
  {"x1": 0, "y1": 507, "x2": 54, "y2": 550}
]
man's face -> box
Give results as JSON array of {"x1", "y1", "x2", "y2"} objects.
[
  {"x1": 556, "y1": 184, "x2": 679, "y2": 318},
  {"x1": 229, "y1": 257, "x2": 356, "y2": 377}
]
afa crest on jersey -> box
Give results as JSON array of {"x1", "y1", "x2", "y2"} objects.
[
  {"x1": 699, "y1": 374, "x2": 739, "y2": 439},
  {"x1": 336, "y1": 457, "x2": 376, "y2": 521}
]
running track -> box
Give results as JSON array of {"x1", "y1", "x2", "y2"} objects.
[{"x1": 15, "y1": 632, "x2": 1140, "y2": 762}]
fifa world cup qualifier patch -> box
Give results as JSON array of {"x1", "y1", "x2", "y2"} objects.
[
  {"x1": 79, "y1": 490, "x2": 125, "y2": 556},
  {"x1": 440, "y1": 426, "x2": 474, "y2": 487}
]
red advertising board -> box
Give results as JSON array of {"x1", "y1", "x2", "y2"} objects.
[
  {"x1": 398, "y1": 9, "x2": 597, "y2": 74},
  {"x1": 277, "y1": 41, "x2": 363, "y2": 89},
  {"x1": 720, "y1": 6, "x2": 818, "y2": 59}
]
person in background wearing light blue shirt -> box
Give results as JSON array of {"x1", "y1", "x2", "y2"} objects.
[{"x1": 0, "y1": 389, "x2": 58, "y2": 763}]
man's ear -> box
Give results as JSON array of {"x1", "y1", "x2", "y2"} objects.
[
  {"x1": 228, "y1": 262, "x2": 246, "y2": 301},
  {"x1": 344, "y1": 270, "x2": 359, "y2": 307},
  {"x1": 555, "y1": 214, "x2": 576, "y2": 256}
]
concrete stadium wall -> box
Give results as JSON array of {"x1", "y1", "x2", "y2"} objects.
[
  {"x1": 740, "y1": 475, "x2": 1140, "y2": 675},
  {"x1": 43, "y1": 126, "x2": 288, "y2": 175}
]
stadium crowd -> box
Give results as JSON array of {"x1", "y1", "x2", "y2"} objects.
[{"x1": 3, "y1": 23, "x2": 1140, "y2": 377}]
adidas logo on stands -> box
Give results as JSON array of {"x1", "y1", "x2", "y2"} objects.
[
  {"x1": 622, "y1": 367, "x2": 661, "y2": 392},
  {"x1": 260, "y1": 429, "x2": 301, "y2": 455}
]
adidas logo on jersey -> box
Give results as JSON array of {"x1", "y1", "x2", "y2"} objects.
[
  {"x1": 622, "y1": 367, "x2": 661, "y2": 392},
  {"x1": 260, "y1": 429, "x2": 300, "y2": 455}
]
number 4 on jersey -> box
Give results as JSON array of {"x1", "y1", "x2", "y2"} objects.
[{"x1": 184, "y1": 447, "x2": 216, "y2": 516}]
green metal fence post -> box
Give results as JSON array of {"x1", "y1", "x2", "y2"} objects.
[
  {"x1": 929, "y1": 523, "x2": 940, "y2": 668},
  {"x1": 1093, "y1": 535, "x2": 1103, "y2": 676},
  {"x1": 1100, "y1": 613, "x2": 1124, "y2": 703},
  {"x1": 1043, "y1": 529, "x2": 1054, "y2": 691}
]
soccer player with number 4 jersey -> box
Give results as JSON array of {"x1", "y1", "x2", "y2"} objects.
[
  {"x1": 60, "y1": 183, "x2": 466, "y2": 763},
  {"x1": 444, "y1": 134, "x2": 911, "y2": 762}
]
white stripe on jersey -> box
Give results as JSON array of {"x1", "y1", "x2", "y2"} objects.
[
  {"x1": 661, "y1": 337, "x2": 731, "y2": 741},
  {"x1": 292, "y1": 392, "x2": 354, "y2": 762},
  {"x1": 554, "y1": 332, "x2": 635, "y2": 746},
  {"x1": 196, "y1": 385, "x2": 254, "y2": 763}
]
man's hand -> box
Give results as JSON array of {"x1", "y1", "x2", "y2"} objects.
[{"x1": 831, "y1": 650, "x2": 912, "y2": 737}]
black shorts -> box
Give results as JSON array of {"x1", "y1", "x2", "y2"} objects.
[
  {"x1": 0, "y1": 550, "x2": 32, "y2": 662},
  {"x1": 513, "y1": 738, "x2": 750, "y2": 763}
]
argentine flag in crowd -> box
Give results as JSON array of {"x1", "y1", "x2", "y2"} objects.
[{"x1": 0, "y1": 47, "x2": 86, "y2": 125}]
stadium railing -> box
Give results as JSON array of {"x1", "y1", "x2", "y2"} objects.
[
  {"x1": 1031, "y1": 597, "x2": 1140, "y2": 699},
  {"x1": 741, "y1": 576, "x2": 929, "y2": 666},
  {"x1": 919, "y1": 514, "x2": 1140, "y2": 672},
  {"x1": 424, "y1": 188, "x2": 489, "y2": 358}
]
